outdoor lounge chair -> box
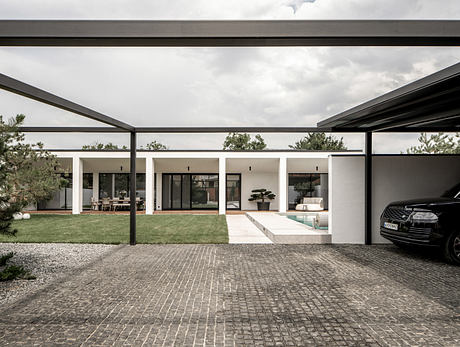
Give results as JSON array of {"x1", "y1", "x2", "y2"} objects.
[{"x1": 295, "y1": 197, "x2": 324, "y2": 211}]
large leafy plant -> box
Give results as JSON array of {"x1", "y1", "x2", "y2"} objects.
[{"x1": 248, "y1": 188, "x2": 276, "y2": 203}]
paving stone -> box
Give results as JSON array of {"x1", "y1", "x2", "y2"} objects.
[{"x1": 0, "y1": 244, "x2": 459, "y2": 346}]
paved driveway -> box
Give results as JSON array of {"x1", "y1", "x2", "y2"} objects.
[{"x1": 0, "y1": 244, "x2": 459, "y2": 346}]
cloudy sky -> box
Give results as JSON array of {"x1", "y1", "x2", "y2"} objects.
[{"x1": 0, "y1": 0, "x2": 459, "y2": 152}]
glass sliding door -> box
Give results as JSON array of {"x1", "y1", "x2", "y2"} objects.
[
  {"x1": 82, "y1": 173, "x2": 93, "y2": 209},
  {"x1": 172, "y1": 175, "x2": 182, "y2": 209},
  {"x1": 136, "y1": 173, "x2": 146, "y2": 200},
  {"x1": 182, "y1": 174, "x2": 191, "y2": 209},
  {"x1": 38, "y1": 173, "x2": 72, "y2": 210},
  {"x1": 114, "y1": 173, "x2": 129, "y2": 198},
  {"x1": 162, "y1": 174, "x2": 172, "y2": 209},
  {"x1": 162, "y1": 173, "x2": 219, "y2": 210},
  {"x1": 226, "y1": 174, "x2": 241, "y2": 210},
  {"x1": 38, "y1": 173, "x2": 93, "y2": 210},
  {"x1": 99, "y1": 173, "x2": 146, "y2": 199},
  {"x1": 191, "y1": 174, "x2": 218, "y2": 209},
  {"x1": 99, "y1": 173, "x2": 113, "y2": 199}
]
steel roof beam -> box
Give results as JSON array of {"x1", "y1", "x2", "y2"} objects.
[
  {"x1": 0, "y1": 73, "x2": 134, "y2": 131},
  {"x1": 1, "y1": 20, "x2": 460, "y2": 47},
  {"x1": 134, "y1": 127, "x2": 334, "y2": 133}
]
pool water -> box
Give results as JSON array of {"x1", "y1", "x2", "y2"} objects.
[{"x1": 286, "y1": 214, "x2": 328, "y2": 230}]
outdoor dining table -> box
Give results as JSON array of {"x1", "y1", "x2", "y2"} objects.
[{"x1": 97, "y1": 199, "x2": 139, "y2": 211}]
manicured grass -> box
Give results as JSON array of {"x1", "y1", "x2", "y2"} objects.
[{"x1": 1, "y1": 215, "x2": 228, "y2": 244}]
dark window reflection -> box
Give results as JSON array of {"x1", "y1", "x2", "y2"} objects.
[{"x1": 288, "y1": 173, "x2": 328, "y2": 210}]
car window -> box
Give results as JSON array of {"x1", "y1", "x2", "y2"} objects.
[{"x1": 441, "y1": 182, "x2": 460, "y2": 199}]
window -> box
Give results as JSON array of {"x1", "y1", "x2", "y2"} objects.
[
  {"x1": 38, "y1": 173, "x2": 93, "y2": 210},
  {"x1": 191, "y1": 174, "x2": 219, "y2": 209},
  {"x1": 288, "y1": 173, "x2": 328, "y2": 210},
  {"x1": 162, "y1": 174, "x2": 219, "y2": 210},
  {"x1": 226, "y1": 174, "x2": 241, "y2": 210},
  {"x1": 99, "y1": 173, "x2": 146, "y2": 199},
  {"x1": 99, "y1": 173, "x2": 113, "y2": 199}
]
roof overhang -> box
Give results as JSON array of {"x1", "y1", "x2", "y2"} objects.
[{"x1": 317, "y1": 62, "x2": 460, "y2": 132}]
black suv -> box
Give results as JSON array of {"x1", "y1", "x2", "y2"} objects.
[{"x1": 380, "y1": 182, "x2": 460, "y2": 264}]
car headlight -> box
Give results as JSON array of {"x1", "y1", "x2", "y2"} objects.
[{"x1": 410, "y1": 211, "x2": 438, "y2": 223}]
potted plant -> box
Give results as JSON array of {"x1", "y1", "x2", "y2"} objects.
[{"x1": 248, "y1": 188, "x2": 276, "y2": 211}]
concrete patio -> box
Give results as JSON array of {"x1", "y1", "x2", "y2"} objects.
[{"x1": 0, "y1": 244, "x2": 458, "y2": 346}]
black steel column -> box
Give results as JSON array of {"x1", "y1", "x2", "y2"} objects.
[
  {"x1": 365, "y1": 132, "x2": 372, "y2": 245},
  {"x1": 130, "y1": 131, "x2": 136, "y2": 245}
]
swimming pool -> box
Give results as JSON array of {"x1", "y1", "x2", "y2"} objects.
[{"x1": 285, "y1": 214, "x2": 328, "y2": 230}]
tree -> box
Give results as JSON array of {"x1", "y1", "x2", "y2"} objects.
[
  {"x1": 140, "y1": 140, "x2": 167, "y2": 151},
  {"x1": 289, "y1": 133, "x2": 347, "y2": 151},
  {"x1": 82, "y1": 142, "x2": 127, "y2": 150},
  {"x1": 0, "y1": 115, "x2": 63, "y2": 236},
  {"x1": 223, "y1": 133, "x2": 267, "y2": 150},
  {"x1": 406, "y1": 132, "x2": 460, "y2": 154},
  {"x1": 82, "y1": 140, "x2": 168, "y2": 150}
]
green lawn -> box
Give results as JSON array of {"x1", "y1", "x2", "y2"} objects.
[{"x1": 1, "y1": 215, "x2": 228, "y2": 244}]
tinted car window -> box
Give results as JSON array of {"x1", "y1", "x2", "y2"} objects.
[{"x1": 441, "y1": 182, "x2": 460, "y2": 199}]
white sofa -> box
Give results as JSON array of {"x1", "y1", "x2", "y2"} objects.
[{"x1": 295, "y1": 197, "x2": 324, "y2": 211}]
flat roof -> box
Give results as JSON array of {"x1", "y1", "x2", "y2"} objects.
[
  {"x1": 46, "y1": 149, "x2": 362, "y2": 153},
  {"x1": 318, "y1": 62, "x2": 460, "y2": 132}
]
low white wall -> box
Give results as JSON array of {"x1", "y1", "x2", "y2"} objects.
[
  {"x1": 241, "y1": 172, "x2": 279, "y2": 211},
  {"x1": 372, "y1": 155, "x2": 460, "y2": 243},
  {"x1": 330, "y1": 155, "x2": 365, "y2": 244}
]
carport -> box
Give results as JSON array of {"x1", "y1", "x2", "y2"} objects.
[
  {"x1": 318, "y1": 62, "x2": 460, "y2": 244},
  {"x1": 0, "y1": 20, "x2": 459, "y2": 244}
]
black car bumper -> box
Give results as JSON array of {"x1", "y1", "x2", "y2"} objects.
[{"x1": 380, "y1": 220, "x2": 443, "y2": 247}]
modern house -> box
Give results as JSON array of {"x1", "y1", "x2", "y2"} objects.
[
  {"x1": 37, "y1": 150, "x2": 347, "y2": 214},
  {"x1": 31, "y1": 150, "x2": 460, "y2": 245}
]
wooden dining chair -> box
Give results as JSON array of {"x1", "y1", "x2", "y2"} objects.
[{"x1": 101, "y1": 198, "x2": 111, "y2": 211}]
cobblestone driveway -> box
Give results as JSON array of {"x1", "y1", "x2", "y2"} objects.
[{"x1": 0, "y1": 244, "x2": 459, "y2": 346}]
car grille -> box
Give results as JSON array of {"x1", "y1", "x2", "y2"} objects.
[
  {"x1": 382, "y1": 206, "x2": 411, "y2": 222},
  {"x1": 408, "y1": 226, "x2": 432, "y2": 238}
]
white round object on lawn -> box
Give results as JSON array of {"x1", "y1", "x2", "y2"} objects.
[
  {"x1": 13, "y1": 212, "x2": 23, "y2": 220},
  {"x1": 22, "y1": 213, "x2": 31, "y2": 220}
]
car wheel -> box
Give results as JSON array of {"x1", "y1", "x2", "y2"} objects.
[{"x1": 443, "y1": 230, "x2": 460, "y2": 265}]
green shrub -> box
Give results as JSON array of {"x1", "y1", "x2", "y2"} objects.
[
  {"x1": 0, "y1": 265, "x2": 36, "y2": 281},
  {"x1": 0, "y1": 252, "x2": 14, "y2": 266}
]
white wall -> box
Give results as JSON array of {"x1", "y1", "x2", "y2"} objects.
[
  {"x1": 82, "y1": 158, "x2": 146, "y2": 173},
  {"x1": 241, "y1": 172, "x2": 279, "y2": 210},
  {"x1": 155, "y1": 158, "x2": 218, "y2": 173},
  {"x1": 330, "y1": 155, "x2": 365, "y2": 244},
  {"x1": 372, "y1": 155, "x2": 460, "y2": 243},
  {"x1": 287, "y1": 158, "x2": 328, "y2": 173}
]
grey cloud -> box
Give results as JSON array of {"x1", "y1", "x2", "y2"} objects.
[{"x1": 287, "y1": 0, "x2": 316, "y2": 14}]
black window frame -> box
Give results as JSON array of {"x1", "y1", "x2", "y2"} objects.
[{"x1": 162, "y1": 173, "x2": 219, "y2": 210}]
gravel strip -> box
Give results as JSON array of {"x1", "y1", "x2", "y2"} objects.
[{"x1": 0, "y1": 243, "x2": 119, "y2": 306}]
